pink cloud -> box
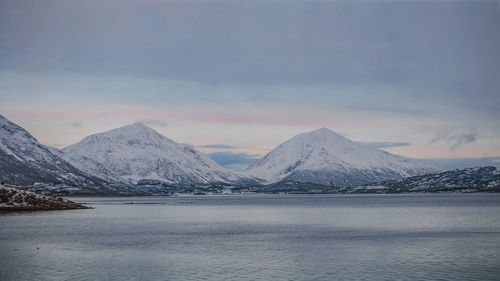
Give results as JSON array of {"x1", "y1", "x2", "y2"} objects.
[
  {"x1": 2, "y1": 104, "x2": 498, "y2": 159},
  {"x1": 2, "y1": 104, "x2": 359, "y2": 127}
]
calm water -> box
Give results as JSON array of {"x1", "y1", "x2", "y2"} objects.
[{"x1": 1, "y1": 194, "x2": 500, "y2": 280}]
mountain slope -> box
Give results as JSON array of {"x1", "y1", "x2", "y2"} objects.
[
  {"x1": 62, "y1": 123, "x2": 241, "y2": 185},
  {"x1": 0, "y1": 114, "x2": 106, "y2": 187},
  {"x1": 347, "y1": 166, "x2": 500, "y2": 193},
  {"x1": 243, "y1": 128, "x2": 438, "y2": 186}
]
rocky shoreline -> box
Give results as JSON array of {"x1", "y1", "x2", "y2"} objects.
[{"x1": 0, "y1": 184, "x2": 90, "y2": 211}]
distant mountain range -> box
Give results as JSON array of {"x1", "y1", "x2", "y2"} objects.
[
  {"x1": 259, "y1": 166, "x2": 500, "y2": 194},
  {"x1": 0, "y1": 114, "x2": 498, "y2": 195},
  {"x1": 347, "y1": 166, "x2": 500, "y2": 193}
]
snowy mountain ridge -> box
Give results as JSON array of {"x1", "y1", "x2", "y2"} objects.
[
  {"x1": 0, "y1": 114, "x2": 106, "y2": 187},
  {"x1": 347, "y1": 166, "x2": 500, "y2": 193},
  {"x1": 243, "y1": 128, "x2": 439, "y2": 186},
  {"x1": 61, "y1": 122, "x2": 242, "y2": 185}
]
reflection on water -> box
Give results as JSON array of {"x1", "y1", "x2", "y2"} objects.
[{"x1": 1, "y1": 194, "x2": 500, "y2": 280}]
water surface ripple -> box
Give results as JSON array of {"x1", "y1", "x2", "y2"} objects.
[{"x1": 1, "y1": 194, "x2": 499, "y2": 280}]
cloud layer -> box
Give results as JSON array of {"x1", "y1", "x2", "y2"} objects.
[
  {"x1": 431, "y1": 129, "x2": 478, "y2": 151},
  {"x1": 361, "y1": 142, "x2": 411, "y2": 149},
  {"x1": 0, "y1": 0, "x2": 499, "y2": 159}
]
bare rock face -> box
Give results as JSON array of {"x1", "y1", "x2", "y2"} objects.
[{"x1": 0, "y1": 184, "x2": 90, "y2": 211}]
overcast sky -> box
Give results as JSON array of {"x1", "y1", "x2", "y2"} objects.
[{"x1": 1, "y1": 0, "x2": 499, "y2": 170}]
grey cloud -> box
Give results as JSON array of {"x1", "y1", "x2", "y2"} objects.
[
  {"x1": 361, "y1": 141, "x2": 411, "y2": 149},
  {"x1": 69, "y1": 121, "x2": 82, "y2": 128},
  {"x1": 450, "y1": 134, "x2": 477, "y2": 151},
  {"x1": 1, "y1": 1, "x2": 499, "y2": 104},
  {"x1": 1, "y1": 0, "x2": 499, "y2": 121},
  {"x1": 199, "y1": 144, "x2": 241, "y2": 149},
  {"x1": 423, "y1": 157, "x2": 500, "y2": 170},
  {"x1": 431, "y1": 130, "x2": 478, "y2": 151},
  {"x1": 93, "y1": 112, "x2": 109, "y2": 119}
]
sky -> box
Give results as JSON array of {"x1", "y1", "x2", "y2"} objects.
[{"x1": 1, "y1": 0, "x2": 499, "y2": 171}]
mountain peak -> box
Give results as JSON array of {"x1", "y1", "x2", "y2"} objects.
[
  {"x1": 62, "y1": 122, "x2": 174, "y2": 153},
  {"x1": 244, "y1": 127, "x2": 438, "y2": 185},
  {"x1": 0, "y1": 113, "x2": 38, "y2": 143},
  {"x1": 115, "y1": 122, "x2": 155, "y2": 133},
  {"x1": 91, "y1": 122, "x2": 168, "y2": 141},
  {"x1": 307, "y1": 127, "x2": 346, "y2": 138},
  {"x1": 127, "y1": 122, "x2": 148, "y2": 128},
  {"x1": 0, "y1": 114, "x2": 106, "y2": 187},
  {"x1": 0, "y1": 113, "x2": 13, "y2": 125},
  {"x1": 289, "y1": 127, "x2": 350, "y2": 147},
  {"x1": 62, "y1": 121, "x2": 240, "y2": 185},
  {"x1": 311, "y1": 127, "x2": 333, "y2": 133},
  {"x1": 112, "y1": 122, "x2": 161, "y2": 137}
]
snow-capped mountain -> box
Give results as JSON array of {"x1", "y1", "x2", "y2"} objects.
[
  {"x1": 0, "y1": 114, "x2": 106, "y2": 186},
  {"x1": 243, "y1": 128, "x2": 439, "y2": 186},
  {"x1": 61, "y1": 123, "x2": 241, "y2": 185}
]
